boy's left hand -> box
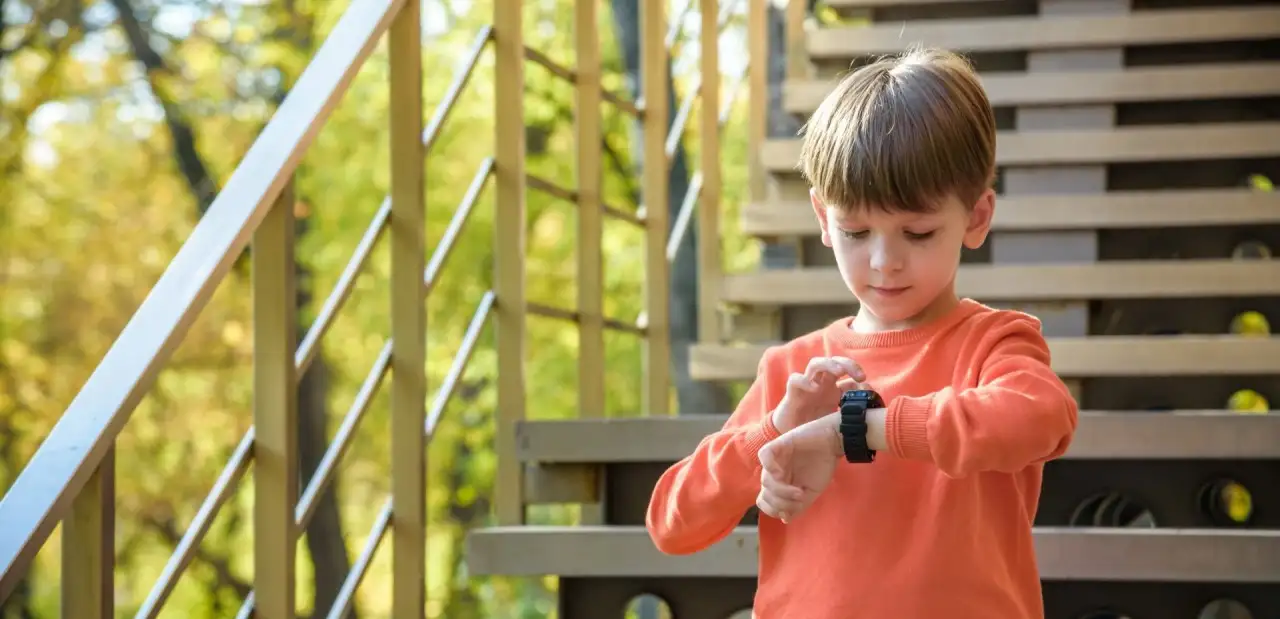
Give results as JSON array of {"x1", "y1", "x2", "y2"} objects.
[{"x1": 756, "y1": 416, "x2": 842, "y2": 523}]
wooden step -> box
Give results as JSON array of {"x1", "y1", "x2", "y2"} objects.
[
  {"x1": 762, "y1": 123, "x2": 1280, "y2": 173},
  {"x1": 467, "y1": 525, "x2": 1280, "y2": 582},
  {"x1": 690, "y1": 336, "x2": 1280, "y2": 382},
  {"x1": 720, "y1": 260, "x2": 1280, "y2": 306},
  {"x1": 786, "y1": 62, "x2": 1280, "y2": 115},
  {"x1": 740, "y1": 189, "x2": 1280, "y2": 237},
  {"x1": 807, "y1": 6, "x2": 1280, "y2": 58},
  {"x1": 516, "y1": 412, "x2": 1280, "y2": 463}
]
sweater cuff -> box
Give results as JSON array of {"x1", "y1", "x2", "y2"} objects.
[
  {"x1": 886, "y1": 393, "x2": 933, "y2": 461},
  {"x1": 742, "y1": 413, "x2": 782, "y2": 464}
]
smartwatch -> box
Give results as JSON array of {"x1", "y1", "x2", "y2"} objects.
[{"x1": 838, "y1": 389, "x2": 883, "y2": 463}]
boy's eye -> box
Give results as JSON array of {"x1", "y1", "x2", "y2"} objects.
[
  {"x1": 906, "y1": 230, "x2": 936, "y2": 241},
  {"x1": 839, "y1": 229, "x2": 869, "y2": 240}
]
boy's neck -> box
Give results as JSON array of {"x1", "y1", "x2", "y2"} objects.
[{"x1": 851, "y1": 285, "x2": 962, "y2": 334}]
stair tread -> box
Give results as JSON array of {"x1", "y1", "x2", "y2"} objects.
[
  {"x1": 741, "y1": 189, "x2": 1280, "y2": 237},
  {"x1": 721, "y1": 260, "x2": 1280, "y2": 306},
  {"x1": 467, "y1": 525, "x2": 1280, "y2": 581},
  {"x1": 807, "y1": 6, "x2": 1280, "y2": 57},
  {"x1": 516, "y1": 412, "x2": 1280, "y2": 463},
  {"x1": 691, "y1": 336, "x2": 1280, "y2": 381},
  {"x1": 786, "y1": 62, "x2": 1280, "y2": 113},
  {"x1": 762, "y1": 122, "x2": 1280, "y2": 172}
]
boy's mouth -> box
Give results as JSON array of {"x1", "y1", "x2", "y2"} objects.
[{"x1": 870, "y1": 285, "x2": 910, "y2": 297}]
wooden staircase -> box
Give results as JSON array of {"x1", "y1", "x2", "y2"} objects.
[{"x1": 468, "y1": 1, "x2": 1280, "y2": 617}]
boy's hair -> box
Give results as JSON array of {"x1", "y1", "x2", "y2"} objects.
[{"x1": 798, "y1": 47, "x2": 997, "y2": 214}]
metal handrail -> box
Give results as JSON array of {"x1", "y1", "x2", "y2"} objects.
[{"x1": 0, "y1": 0, "x2": 407, "y2": 599}]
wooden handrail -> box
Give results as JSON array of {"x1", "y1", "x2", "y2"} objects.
[{"x1": 0, "y1": 0, "x2": 407, "y2": 600}]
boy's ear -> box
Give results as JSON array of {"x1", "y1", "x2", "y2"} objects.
[
  {"x1": 963, "y1": 189, "x2": 995, "y2": 250},
  {"x1": 810, "y1": 189, "x2": 834, "y2": 247}
]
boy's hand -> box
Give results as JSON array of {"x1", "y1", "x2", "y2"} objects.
[
  {"x1": 756, "y1": 416, "x2": 842, "y2": 523},
  {"x1": 771, "y1": 356, "x2": 866, "y2": 433}
]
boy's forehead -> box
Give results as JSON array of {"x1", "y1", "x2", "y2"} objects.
[{"x1": 826, "y1": 201, "x2": 957, "y2": 223}]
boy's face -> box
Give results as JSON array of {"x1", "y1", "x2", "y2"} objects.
[{"x1": 810, "y1": 189, "x2": 994, "y2": 330}]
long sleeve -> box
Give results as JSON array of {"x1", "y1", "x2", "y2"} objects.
[
  {"x1": 645, "y1": 348, "x2": 785, "y2": 555},
  {"x1": 883, "y1": 313, "x2": 1078, "y2": 478}
]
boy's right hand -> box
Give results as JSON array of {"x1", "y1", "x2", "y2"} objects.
[{"x1": 771, "y1": 356, "x2": 867, "y2": 434}]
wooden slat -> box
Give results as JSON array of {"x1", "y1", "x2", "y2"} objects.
[
  {"x1": 467, "y1": 526, "x2": 1280, "y2": 582},
  {"x1": 690, "y1": 336, "x2": 1280, "y2": 381},
  {"x1": 786, "y1": 62, "x2": 1280, "y2": 113},
  {"x1": 807, "y1": 7, "x2": 1280, "y2": 58},
  {"x1": 516, "y1": 412, "x2": 1280, "y2": 462},
  {"x1": 828, "y1": 0, "x2": 1004, "y2": 5},
  {"x1": 720, "y1": 260, "x2": 1280, "y2": 306},
  {"x1": 762, "y1": 123, "x2": 1280, "y2": 172},
  {"x1": 741, "y1": 189, "x2": 1280, "y2": 237}
]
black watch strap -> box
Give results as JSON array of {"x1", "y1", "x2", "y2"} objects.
[{"x1": 838, "y1": 389, "x2": 883, "y2": 463}]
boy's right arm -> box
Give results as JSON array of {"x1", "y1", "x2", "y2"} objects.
[{"x1": 645, "y1": 350, "x2": 786, "y2": 555}]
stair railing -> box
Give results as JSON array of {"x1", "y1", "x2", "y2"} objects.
[{"x1": 0, "y1": 0, "x2": 745, "y2": 616}]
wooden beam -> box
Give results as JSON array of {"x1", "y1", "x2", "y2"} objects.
[
  {"x1": 467, "y1": 526, "x2": 1280, "y2": 582},
  {"x1": 515, "y1": 412, "x2": 1280, "y2": 463},
  {"x1": 690, "y1": 336, "x2": 1280, "y2": 381},
  {"x1": 807, "y1": 6, "x2": 1280, "y2": 57},
  {"x1": 720, "y1": 260, "x2": 1280, "y2": 306},
  {"x1": 741, "y1": 189, "x2": 1280, "y2": 237},
  {"x1": 762, "y1": 122, "x2": 1280, "y2": 172},
  {"x1": 785, "y1": 62, "x2": 1280, "y2": 113}
]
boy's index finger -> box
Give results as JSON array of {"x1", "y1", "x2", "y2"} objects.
[{"x1": 831, "y1": 356, "x2": 866, "y2": 382}]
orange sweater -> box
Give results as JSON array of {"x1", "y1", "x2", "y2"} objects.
[{"x1": 646, "y1": 299, "x2": 1078, "y2": 619}]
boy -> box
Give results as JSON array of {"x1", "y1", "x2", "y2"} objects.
[{"x1": 645, "y1": 47, "x2": 1079, "y2": 618}]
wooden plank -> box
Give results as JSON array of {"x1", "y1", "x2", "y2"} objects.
[
  {"x1": 785, "y1": 62, "x2": 1280, "y2": 113},
  {"x1": 690, "y1": 336, "x2": 1280, "y2": 381},
  {"x1": 741, "y1": 189, "x2": 1280, "y2": 237},
  {"x1": 762, "y1": 122, "x2": 1280, "y2": 172},
  {"x1": 828, "y1": 0, "x2": 1004, "y2": 6},
  {"x1": 807, "y1": 7, "x2": 1280, "y2": 58},
  {"x1": 720, "y1": 260, "x2": 1280, "y2": 306},
  {"x1": 516, "y1": 412, "x2": 1280, "y2": 463},
  {"x1": 467, "y1": 526, "x2": 1280, "y2": 582}
]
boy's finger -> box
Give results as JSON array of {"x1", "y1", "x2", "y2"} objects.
[
  {"x1": 830, "y1": 356, "x2": 867, "y2": 382},
  {"x1": 762, "y1": 473, "x2": 804, "y2": 501}
]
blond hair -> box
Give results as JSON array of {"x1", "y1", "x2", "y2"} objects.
[{"x1": 798, "y1": 47, "x2": 996, "y2": 214}]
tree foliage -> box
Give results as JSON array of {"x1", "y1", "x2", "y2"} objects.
[{"x1": 0, "y1": 0, "x2": 758, "y2": 616}]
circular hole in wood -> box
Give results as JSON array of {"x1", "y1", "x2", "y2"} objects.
[
  {"x1": 625, "y1": 594, "x2": 673, "y2": 619},
  {"x1": 1198, "y1": 599, "x2": 1254, "y2": 619},
  {"x1": 1069, "y1": 491, "x2": 1157, "y2": 528},
  {"x1": 1229, "y1": 311, "x2": 1271, "y2": 337},
  {"x1": 1231, "y1": 240, "x2": 1272, "y2": 260},
  {"x1": 1198, "y1": 478, "x2": 1254, "y2": 527},
  {"x1": 1227, "y1": 389, "x2": 1270, "y2": 414}
]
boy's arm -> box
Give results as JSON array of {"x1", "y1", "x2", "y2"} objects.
[
  {"x1": 878, "y1": 314, "x2": 1078, "y2": 478},
  {"x1": 645, "y1": 349, "x2": 786, "y2": 555}
]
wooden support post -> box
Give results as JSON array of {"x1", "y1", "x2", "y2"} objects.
[
  {"x1": 388, "y1": 0, "x2": 426, "y2": 613},
  {"x1": 62, "y1": 449, "x2": 114, "y2": 619},
  {"x1": 641, "y1": 0, "x2": 672, "y2": 415},
  {"x1": 494, "y1": 0, "x2": 528, "y2": 526},
  {"x1": 252, "y1": 179, "x2": 299, "y2": 619}
]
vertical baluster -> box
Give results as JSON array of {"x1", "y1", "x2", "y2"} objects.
[
  {"x1": 747, "y1": 0, "x2": 767, "y2": 203},
  {"x1": 62, "y1": 449, "x2": 114, "y2": 618},
  {"x1": 389, "y1": 0, "x2": 426, "y2": 614},
  {"x1": 785, "y1": 0, "x2": 808, "y2": 79},
  {"x1": 576, "y1": 0, "x2": 607, "y2": 525},
  {"x1": 253, "y1": 178, "x2": 299, "y2": 619},
  {"x1": 699, "y1": 0, "x2": 722, "y2": 344},
  {"x1": 641, "y1": 0, "x2": 671, "y2": 416},
  {"x1": 494, "y1": 0, "x2": 527, "y2": 526}
]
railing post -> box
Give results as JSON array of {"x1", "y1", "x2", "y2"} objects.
[
  {"x1": 747, "y1": 0, "x2": 767, "y2": 203},
  {"x1": 576, "y1": 0, "x2": 605, "y2": 421},
  {"x1": 253, "y1": 178, "x2": 299, "y2": 619},
  {"x1": 62, "y1": 448, "x2": 114, "y2": 619},
  {"x1": 388, "y1": 0, "x2": 426, "y2": 614},
  {"x1": 699, "y1": 0, "x2": 723, "y2": 344},
  {"x1": 494, "y1": 0, "x2": 527, "y2": 526},
  {"x1": 641, "y1": 0, "x2": 671, "y2": 416}
]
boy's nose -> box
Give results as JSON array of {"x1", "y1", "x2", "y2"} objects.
[{"x1": 870, "y1": 238, "x2": 904, "y2": 272}]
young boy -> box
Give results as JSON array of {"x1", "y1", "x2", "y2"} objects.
[{"x1": 645, "y1": 47, "x2": 1079, "y2": 618}]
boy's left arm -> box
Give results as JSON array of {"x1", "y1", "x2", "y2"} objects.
[{"x1": 874, "y1": 314, "x2": 1079, "y2": 478}]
